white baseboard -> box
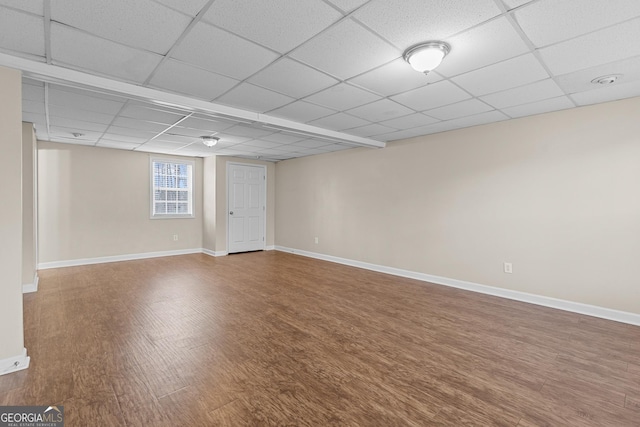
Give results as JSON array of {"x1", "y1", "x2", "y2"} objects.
[
  {"x1": 38, "y1": 248, "x2": 204, "y2": 270},
  {"x1": 203, "y1": 249, "x2": 228, "y2": 257},
  {"x1": 275, "y1": 246, "x2": 640, "y2": 327},
  {"x1": 265, "y1": 245, "x2": 275, "y2": 251},
  {"x1": 22, "y1": 273, "x2": 39, "y2": 293},
  {"x1": 0, "y1": 348, "x2": 30, "y2": 376}
]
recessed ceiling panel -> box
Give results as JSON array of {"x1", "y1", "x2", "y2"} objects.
[
  {"x1": 249, "y1": 58, "x2": 338, "y2": 98},
  {"x1": 354, "y1": 0, "x2": 501, "y2": 49},
  {"x1": 435, "y1": 17, "x2": 529, "y2": 78},
  {"x1": 348, "y1": 59, "x2": 440, "y2": 96},
  {"x1": 502, "y1": 96, "x2": 575, "y2": 118},
  {"x1": 0, "y1": 8, "x2": 45, "y2": 57},
  {"x1": 215, "y1": 83, "x2": 295, "y2": 113},
  {"x1": 451, "y1": 54, "x2": 549, "y2": 96},
  {"x1": 379, "y1": 113, "x2": 440, "y2": 130},
  {"x1": 171, "y1": 22, "x2": 279, "y2": 80},
  {"x1": 290, "y1": 19, "x2": 399, "y2": 80},
  {"x1": 304, "y1": 83, "x2": 381, "y2": 111},
  {"x1": 119, "y1": 103, "x2": 187, "y2": 124},
  {"x1": 480, "y1": 79, "x2": 564, "y2": 109},
  {"x1": 148, "y1": 59, "x2": 239, "y2": 100},
  {"x1": 202, "y1": 0, "x2": 342, "y2": 53},
  {"x1": 325, "y1": 0, "x2": 369, "y2": 13},
  {"x1": 555, "y1": 56, "x2": 640, "y2": 95},
  {"x1": 51, "y1": 0, "x2": 191, "y2": 54},
  {"x1": 514, "y1": 0, "x2": 640, "y2": 48},
  {"x1": 307, "y1": 112, "x2": 371, "y2": 131},
  {"x1": 538, "y1": 18, "x2": 640, "y2": 75},
  {"x1": 48, "y1": 86, "x2": 125, "y2": 115},
  {"x1": 268, "y1": 101, "x2": 335, "y2": 123},
  {"x1": 571, "y1": 80, "x2": 640, "y2": 106},
  {"x1": 391, "y1": 80, "x2": 471, "y2": 111},
  {"x1": 0, "y1": 0, "x2": 44, "y2": 15},
  {"x1": 152, "y1": 0, "x2": 210, "y2": 17},
  {"x1": 50, "y1": 24, "x2": 163, "y2": 83},
  {"x1": 425, "y1": 99, "x2": 494, "y2": 121},
  {"x1": 344, "y1": 123, "x2": 397, "y2": 137},
  {"x1": 346, "y1": 99, "x2": 414, "y2": 122}
]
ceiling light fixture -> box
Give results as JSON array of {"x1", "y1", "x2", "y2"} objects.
[
  {"x1": 403, "y1": 41, "x2": 451, "y2": 75},
  {"x1": 201, "y1": 135, "x2": 219, "y2": 147}
]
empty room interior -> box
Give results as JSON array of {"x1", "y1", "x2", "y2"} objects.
[{"x1": 1, "y1": 0, "x2": 640, "y2": 425}]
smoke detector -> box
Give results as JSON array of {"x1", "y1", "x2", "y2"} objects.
[
  {"x1": 201, "y1": 136, "x2": 219, "y2": 147},
  {"x1": 591, "y1": 74, "x2": 622, "y2": 85}
]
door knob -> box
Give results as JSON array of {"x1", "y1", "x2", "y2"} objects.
[{"x1": 229, "y1": 211, "x2": 234, "y2": 215}]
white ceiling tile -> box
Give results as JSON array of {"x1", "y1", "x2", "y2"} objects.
[
  {"x1": 102, "y1": 133, "x2": 151, "y2": 143},
  {"x1": 49, "y1": 126, "x2": 101, "y2": 142},
  {"x1": 425, "y1": 99, "x2": 494, "y2": 120},
  {"x1": 379, "y1": 113, "x2": 440, "y2": 129},
  {"x1": 441, "y1": 110, "x2": 509, "y2": 128},
  {"x1": 152, "y1": 0, "x2": 209, "y2": 17},
  {"x1": 391, "y1": 80, "x2": 471, "y2": 111},
  {"x1": 290, "y1": 19, "x2": 399, "y2": 80},
  {"x1": 349, "y1": 59, "x2": 441, "y2": 96},
  {"x1": 0, "y1": 8, "x2": 44, "y2": 56},
  {"x1": 344, "y1": 123, "x2": 396, "y2": 137},
  {"x1": 22, "y1": 112, "x2": 46, "y2": 125},
  {"x1": 22, "y1": 100, "x2": 45, "y2": 115},
  {"x1": 261, "y1": 133, "x2": 306, "y2": 144},
  {"x1": 49, "y1": 106, "x2": 117, "y2": 125},
  {"x1": 571, "y1": 80, "x2": 640, "y2": 106},
  {"x1": 178, "y1": 117, "x2": 235, "y2": 133},
  {"x1": 208, "y1": 134, "x2": 251, "y2": 144},
  {"x1": 345, "y1": 99, "x2": 414, "y2": 122},
  {"x1": 119, "y1": 104, "x2": 186, "y2": 124},
  {"x1": 48, "y1": 136, "x2": 96, "y2": 146},
  {"x1": 435, "y1": 17, "x2": 529, "y2": 78},
  {"x1": 480, "y1": 79, "x2": 565, "y2": 109},
  {"x1": 224, "y1": 125, "x2": 276, "y2": 139},
  {"x1": 502, "y1": 0, "x2": 534, "y2": 9},
  {"x1": 97, "y1": 140, "x2": 141, "y2": 150},
  {"x1": 168, "y1": 127, "x2": 217, "y2": 138},
  {"x1": 354, "y1": 0, "x2": 501, "y2": 48},
  {"x1": 555, "y1": 56, "x2": 640, "y2": 95},
  {"x1": 48, "y1": 86, "x2": 125, "y2": 115},
  {"x1": 0, "y1": 0, "x2": 43, "y2": 15},
  {"x1": 325, "y1": 0, "x2": 369, "y2": 13},
  {"x1": 304, "y1": 83, "x2": 381, "y2": 111},
  {"x1": 203, "y1": 0, "x2": 341, "y2": 53},
  {"x1": 249, "y1": 58, "x2": 338, "y2": 98},
  {"x1": 514, "y1": 0, "x2": 640, "y2": 48},
  {"x1": 289, "y1": 139, "x2": 334, "y2": 149},
  {"x1": 51, "y1": 0, "x2": 191, "y2": 54},
  {"x1": 171, "y1": 22, "x2": 279, "y2": 80},
  {"x1": 538, "y1": 19, "x2": 640, "y2": 75},
  {"x1": 241, "y1": 140, "x2": 286, "y2": 149},
  {"x1": 501, "y1": 96, "x2": 575, "y2": 118},
  {"x1": 307, "y1": 113, "x2": 371, "y2": 130},
  {"x1": 50, "y1": 24, "x2": 163, "y2": 83},
  {"x1": 106, "y1": 126, "x2": 157, "y2": 140},
  {"x1": 148, "y1": 59, "x2": 239, "y2": 100},
  {"x1": 155, "y1": 133, "x2": 199, "y2": 144},
  {"x1": 140, "y1": 140, "x2": 189, "y2": 149},
  {"x1": 215, "y1": 83, "x2": 295, "y2": 113},
  {"x1": 111, "y1": 117, "x2": 171, "y2": 133},
  {"x1": 452, "y1": 54, "x2": 549, "y2": 96},
  {"x1": 49, "y1": 116, "x2": 109, "y2": 133},
  {"x1": 268, "y1": 101, "x2": 335, "y2": 123},
  {"x1": 22, "y1": 82, "x2": 44, "y2": 102}
]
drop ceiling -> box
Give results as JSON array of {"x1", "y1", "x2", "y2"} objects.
[{"x1": 1, "y1": 0, "x2": 640, "y2": 161}]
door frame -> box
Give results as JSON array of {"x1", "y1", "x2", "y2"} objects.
[{"x1": 226, "y1": 161, "x2": 267, "y2": 254}]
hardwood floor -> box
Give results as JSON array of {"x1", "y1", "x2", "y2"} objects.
[{"x1": 1, "y1": 251, "x2": 639, "y2": 426}]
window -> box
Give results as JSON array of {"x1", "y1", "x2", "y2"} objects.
[{"x1": 150, "y1": 158, "x2": 194, "y2": 218}]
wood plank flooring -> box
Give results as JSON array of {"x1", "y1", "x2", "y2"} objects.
[{"x1": 1, "y1": 251, "x2": 639, "y2": 426}]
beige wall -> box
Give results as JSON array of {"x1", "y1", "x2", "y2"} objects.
[
  {"x1": 214, "y1": 156, "x2": 276, "y2": 253},
  {"x1": 38, "y1": 142, "x2": 203, "y2": 264},
  {"x1": 0, "y1": 66, "x2": 25, "y2": 360},
  {"x1": 22, "y1": 123, "x2": 36, "y2": 286},
  {"x1": 202, "y1": 156, "x2": 216, "y2": 252},
  {"x1": 275, "y1": 96, "x2": 640, "y2": 314}
]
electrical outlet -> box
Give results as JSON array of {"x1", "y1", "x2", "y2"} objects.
[
  {"x1": 173, "y1": 234, "x2": 178, "y2": 241},
  {"x1": 314, "y1": 237, "x2": 319, "y2": 244},
  {"x1": 504, "y1": 262, "x2": 513, "y2": 274}
]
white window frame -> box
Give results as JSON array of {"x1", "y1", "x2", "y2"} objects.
[{"x1": 150, "y1": 157, "x2": 195, "y2": 219}]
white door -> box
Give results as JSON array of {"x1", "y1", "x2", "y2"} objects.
[{"x1": 228, "y1": 163, "x2": 266, "y2": 254}]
